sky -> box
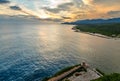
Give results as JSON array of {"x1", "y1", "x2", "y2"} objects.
[{"x1": 0, "y1": 0, "x2": 120, "y2": 21}]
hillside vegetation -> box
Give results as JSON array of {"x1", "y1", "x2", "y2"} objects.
[
  {"x1": 75, "y1": 23, "x2": 120, "y2": 37},
  {"x1": 91, "y1": 73, "x2": 120, "y2": 81}
]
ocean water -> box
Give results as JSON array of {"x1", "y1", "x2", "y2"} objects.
[{"x1": 0, "y1": 18, "x2": 120, "y2": 81}]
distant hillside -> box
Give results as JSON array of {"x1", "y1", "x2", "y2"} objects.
[
  {"x1": 63, "y1": 18, "x2": 120, "y2": 25},
  {"x1": 74, "y1": 23, "x2": 120, "y2": 37}
]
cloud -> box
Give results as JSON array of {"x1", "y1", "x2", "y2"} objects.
[
  {"x1": 82, "y1": 0, "x2": 93, "y2": 5},
  {"x1": 10, "y1": 6, "x2": 22, "y2": 10},
  {"x1": 108, "y1": 11, "x2": 120, "y2": 15},
  {"x1": 1, "y1": 0, "x2": 120, "y2": 21},
  {"x1": 73, "y1": 0, "x2": 84, "y2": 7},
  {"x1": 39, "y1": 0, "x2": 120, "y2": 19},
  {"x1": 43, "y1": 2, "x2": 74, "y2": 13},
  {"x1": 107, "y1": 10, "x2": 120, "y2": 17},
  {"x1": 0, "y1": 5, "x2": 28, "y2": 15},
  {"x1": 43, "y1": 0, "x2": 72, "y2": 8},
  {"x1": 88, "y1": 0, "x2": 120, "y2": 7},
  {"x1": 93, "y1": 0, "x2": 120, "y2": 4},
  {"x1": 0, "y1": 0, "x2": 10, "y2": 4},
  {"x1": 62, "y1": 16, "x2": 72, "y2": 19},
  {"x1": 42, "y1": 1, "x2": 98, "y2": 21}
]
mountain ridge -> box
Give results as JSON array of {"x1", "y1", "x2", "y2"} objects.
[{"x1": 63, "y1": 18, "x2": 120, "y2": 25}]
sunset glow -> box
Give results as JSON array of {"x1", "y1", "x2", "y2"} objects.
[{"x1": 0, "y1": 0, "x2": 120, "y2": 21}]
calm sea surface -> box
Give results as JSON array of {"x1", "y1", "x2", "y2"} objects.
[{"x1": 0, "y1": 19, "x2": 120, "y2": 81}]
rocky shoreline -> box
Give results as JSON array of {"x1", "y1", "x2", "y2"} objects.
[{"x1": 43, "y1": 62, "x2": 103, "y2": 81}]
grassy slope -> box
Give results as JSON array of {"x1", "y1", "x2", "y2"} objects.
[
  {"x1": 75, "y1": 23, "x2": 120, "y2": 37},
  {"x1": 91, "y1": 73, "x2": 120, "y2": 81}
]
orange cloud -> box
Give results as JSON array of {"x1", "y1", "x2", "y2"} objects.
[{"x1": 0, "y1": 0, "x2": 120, "y2": 22}]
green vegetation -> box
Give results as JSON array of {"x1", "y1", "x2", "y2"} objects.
[
  {"x1": 75, "y1": 23, "x2": 120, "y2": 37},
  {"x1": 91, "y1": 73, "x2": 120, "y2": 81}
]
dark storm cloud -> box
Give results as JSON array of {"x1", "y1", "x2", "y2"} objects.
[
  {"x1": 43, "y1": 2, "x2": 74, "y2": 13},
  {"x1": 0, "y1": 0, "x2": 10, "y2": 4},
  {"x1": 9, "y1": 6, "x2": 22, "y2": 10}
]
